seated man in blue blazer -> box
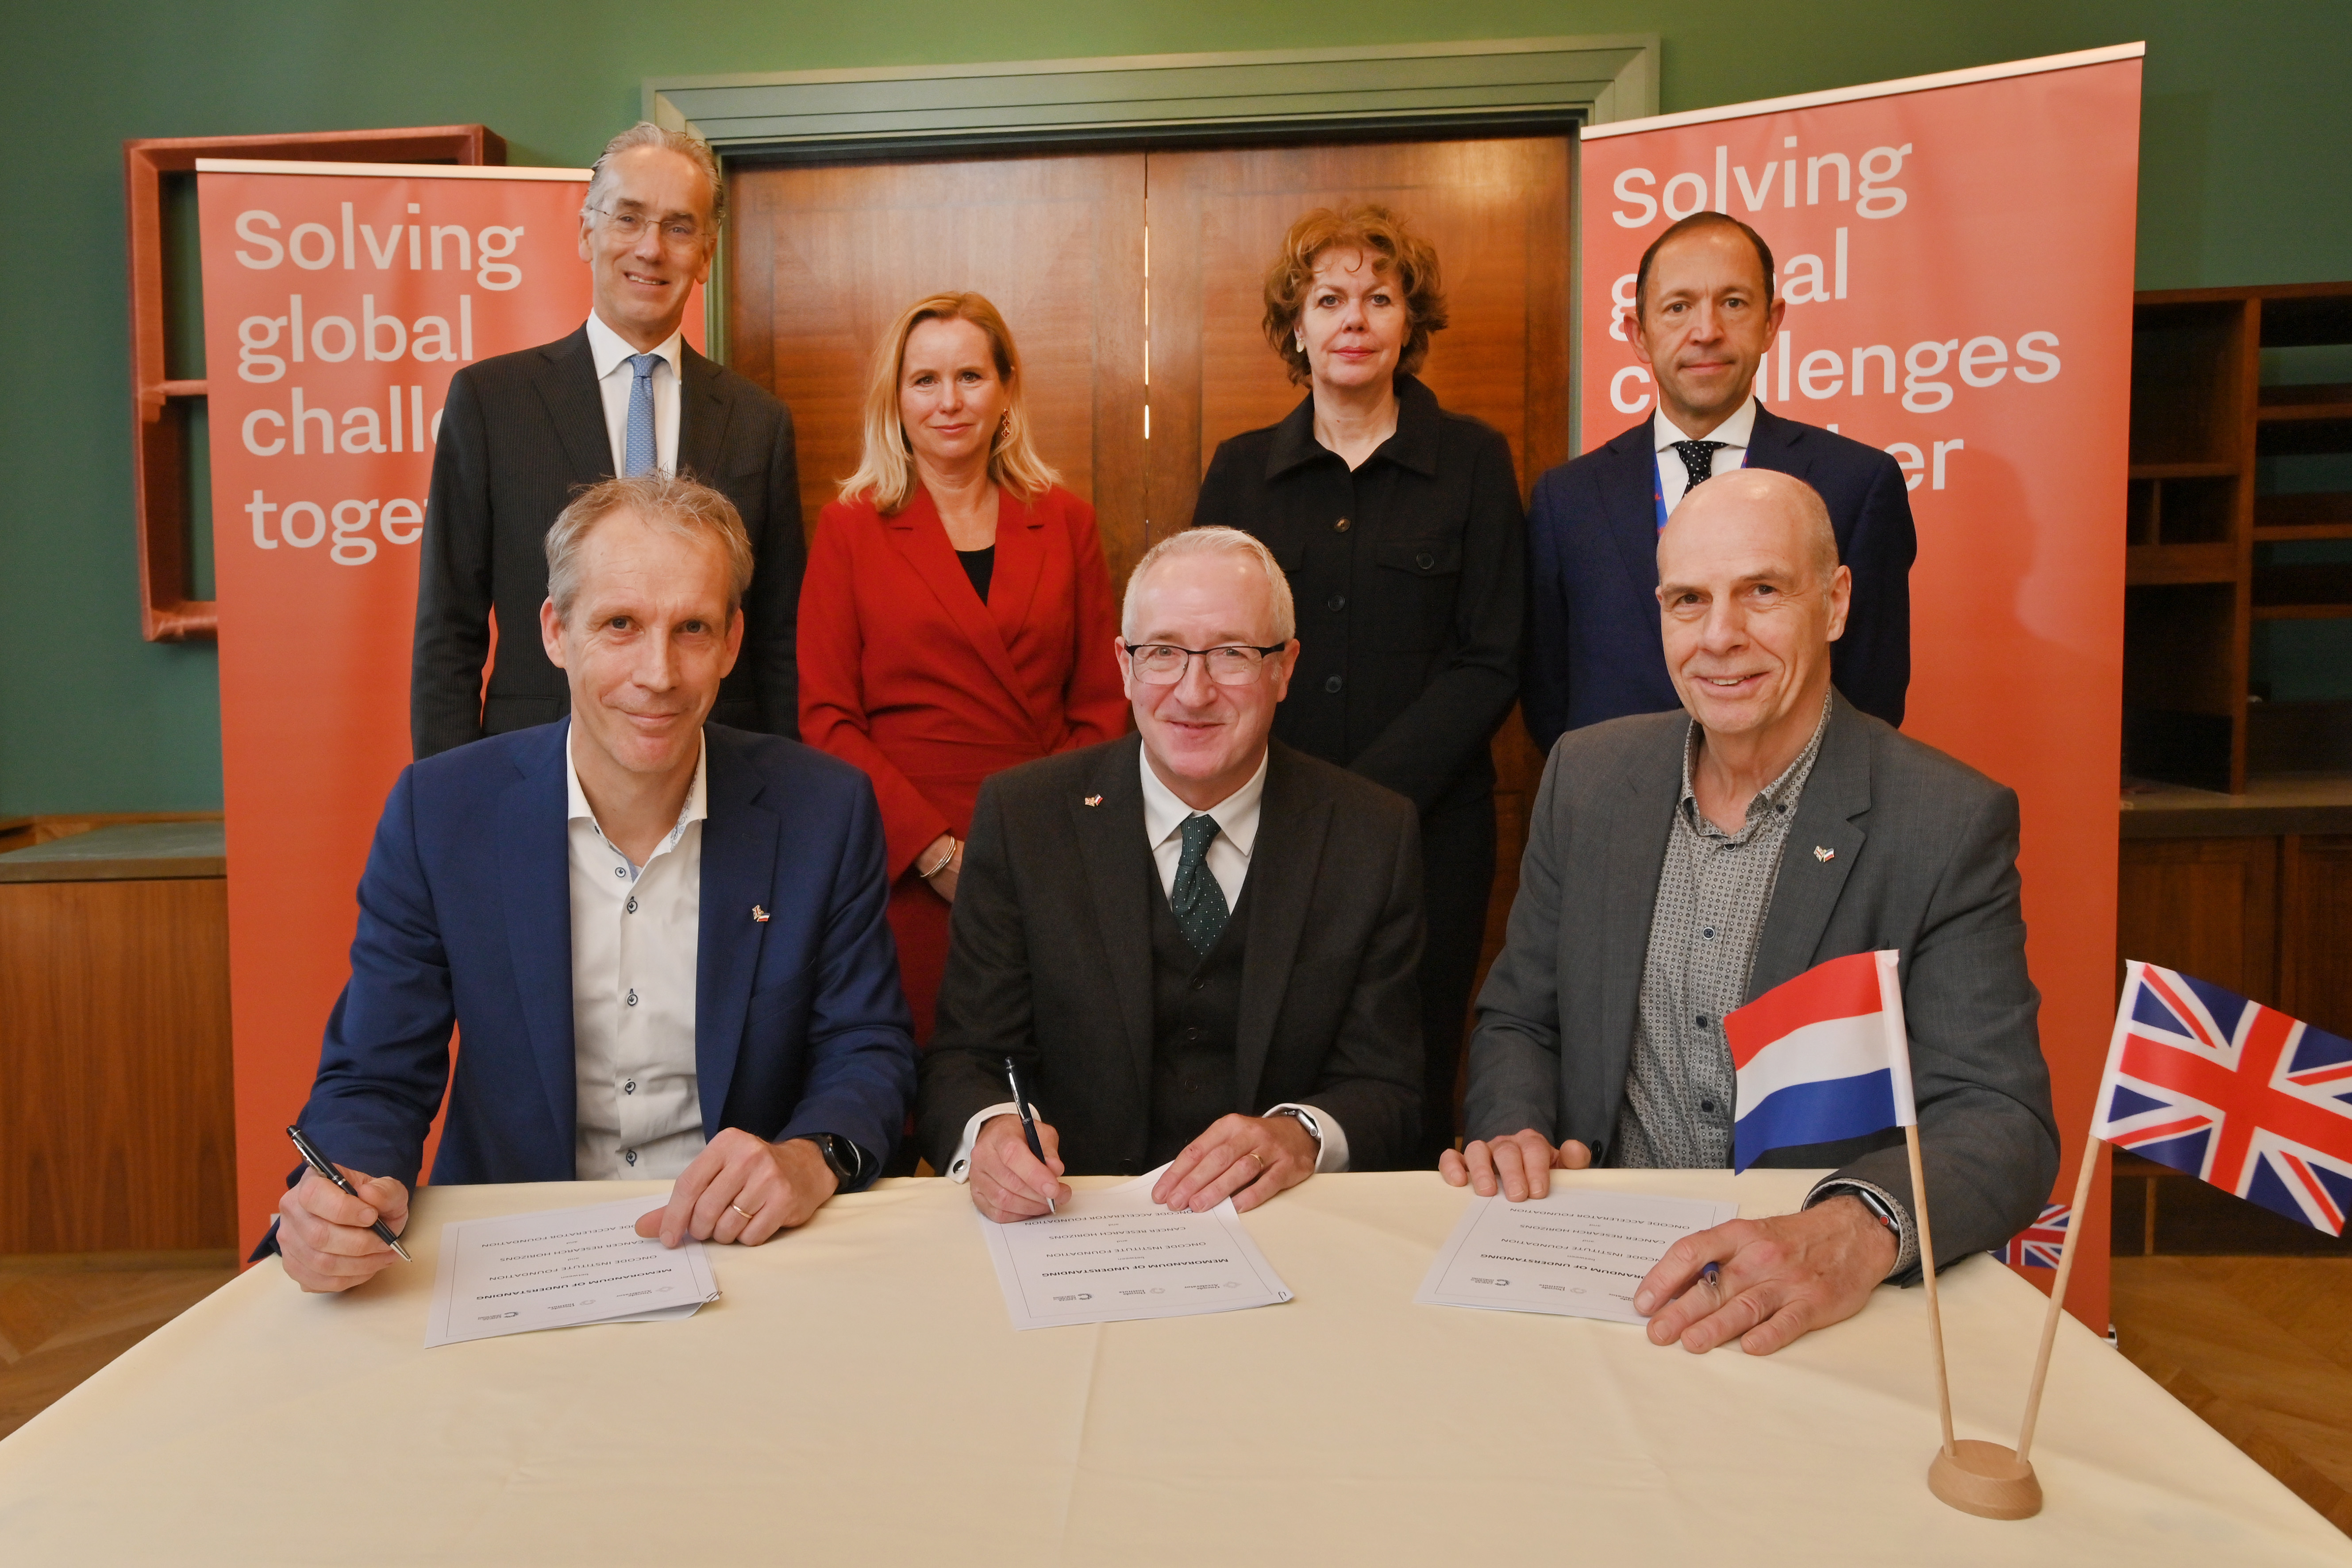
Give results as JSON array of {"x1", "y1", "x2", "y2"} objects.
[
  {"x1": 1524, "y1": 211, "x2": 1916, "y2": 750},
  {"x1": 274, "y1": 473, "x2": 916, "y2": 1292}
]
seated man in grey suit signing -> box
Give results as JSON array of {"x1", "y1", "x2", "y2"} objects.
[
  {"x1": 1444, "y1": 469, "x2": 2056, "y2": 1355},
  {"x1": 918, "y1": 527, "x2": 1424, "y2": 1220}
]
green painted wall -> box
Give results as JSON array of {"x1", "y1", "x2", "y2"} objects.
[{"x1": 12, "y1": 1, "x2": 2349, "y2": 813}]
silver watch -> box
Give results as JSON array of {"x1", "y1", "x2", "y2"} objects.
[{"x1": 1267, "y1": 1106, "x2": 1323, "y2": 1146}]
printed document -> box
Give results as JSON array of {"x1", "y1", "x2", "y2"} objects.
[
  {"x1": 979, "y1": 1170, "x2": 1292, "y2": 1330},
  {"x1": 1416, "y1": 1189, "x2": 1738, "y2": 1325},
  {"x1": 424, "y1": 1195, "x2": 720, "y2": 1348}
]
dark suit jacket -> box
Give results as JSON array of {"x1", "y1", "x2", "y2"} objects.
[
  {"x1": 1463, "y1": 693, "x2": 2057, "y2": 1279},
  {"x1": 1523, "y1": 403, "x2": 1915, "y2": 749},
  {"x1": 917, "y1": 736, "x2": 1425, "y2": 1175},
  {"x1": 291, "y1": 721, "x2": 916, "y2": 1196},
  {"x1": 411, "y1": 326, "x2": 805, "y2": 758}
]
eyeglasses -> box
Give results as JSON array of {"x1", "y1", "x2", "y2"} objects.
[
  {"x1": 587, "y1": 207, "x2": 707, "y2": 249},
  {"x1": 1120, "y1": 641, "x2": 1288, "y2": 685}
]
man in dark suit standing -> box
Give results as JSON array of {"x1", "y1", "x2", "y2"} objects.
[
  {"x1": 277, "y1": 474, "x2": 913, "y2": 1292},
  {"x1": 918, "y1": 527, "x2": 1424, "y2": 1220},
  {"x1": 1447, "y1": 470, "x2": 2054, "y2": 1355},
  {"x1": 1523, "y1": 212, "x2": 1915, "y2": 750},
  {"x1": 411, "y1": 123, "x2": 803, "y2": 758}
]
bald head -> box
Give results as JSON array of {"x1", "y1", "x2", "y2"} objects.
[{"x1": 1654, "y1": 469, "x2": 1849, "y2": 744}]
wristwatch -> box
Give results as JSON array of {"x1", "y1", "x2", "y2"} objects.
[
  {"x1": 805, "y1": 1133, "x2": 863, "y2": 1188},
  {"x1": 1267, "y1": 1105, "x2": 1323, "y2": 1148}
]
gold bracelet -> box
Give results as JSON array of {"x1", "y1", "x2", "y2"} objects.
[{"x1": 916, "y1": 838, "x2": 958, "y2": 879}]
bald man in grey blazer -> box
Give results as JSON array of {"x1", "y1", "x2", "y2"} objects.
[{"x1": 1446, "y1": 469, "x2": 2056, "y2": 1357}]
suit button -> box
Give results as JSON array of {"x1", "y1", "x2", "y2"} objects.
[
  {"x1": 1324, "y1": 674, "x2": 1343, "y2": 693},
  {"x1": 1190, "y1": 976, "x2": 1207, "y2": 991},
  {"x1": 1187, "y1": 1027, "x2": 1205, "y2": 1042},
  {"x1": 1326, "y1": 593, "x2": 1346, "y2": 612},
  {"x1": 1333, "y1": 516, "x2": 1351, "y2": 532},
  {"x1": 1415, "y1": 551, "x2": 1435, "y2": 570}
]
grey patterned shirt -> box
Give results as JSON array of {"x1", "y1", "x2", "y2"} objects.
[{"x1": 1611, "y1": 697, "x2": 1829, "y2": 1170}]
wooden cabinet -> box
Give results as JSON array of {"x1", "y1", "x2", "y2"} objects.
[{"x1": 0, "y1": 822, "x2": 234, "y2": 1253}]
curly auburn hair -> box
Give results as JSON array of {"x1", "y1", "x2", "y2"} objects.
[{"x1": 1260, "y1": 202, "x2": 1449, "y2": 386}]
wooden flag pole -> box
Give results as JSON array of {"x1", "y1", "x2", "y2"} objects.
[
  {"x1": 1906, "y1": 1124, "x2": 1958, "y2": 1457},
  {"x1": 2014, "y1": 1133, "x2": 2106, "y2": 1463},
  {"x1": 1918, "y1": 1123, "x2": 2045, "y2": 1519}
]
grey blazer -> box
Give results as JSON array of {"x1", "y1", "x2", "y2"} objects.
[
  {"x1": 917, "y1": 735, "x2": 1426, "y2": 1176},
  {"x1": 1463, "y1": 690, "x2": 2058, "y2": 1279}
]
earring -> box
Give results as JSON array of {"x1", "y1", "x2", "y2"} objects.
[{"x1": 1294, "y1": 333, "x2": 1306, "y2": 352}]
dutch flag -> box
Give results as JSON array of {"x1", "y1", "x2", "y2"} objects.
[{"x1": 1725, "y1": 950, "x2": 1917, "y2": 1172}]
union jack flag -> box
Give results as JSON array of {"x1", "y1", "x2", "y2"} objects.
[
  {"x1": 1989, "y1": 1203, "x2": 2070, "y2": 1268},
  {"x1": 2095, "y1": 962, "x2": 2352, "y2": 1235}
]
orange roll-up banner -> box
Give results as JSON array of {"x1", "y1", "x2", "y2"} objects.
[
  {"x1": 1580, "y1": 44, "x2": 2141, "y2": 1328},
  {"x1": 197, "y1": 160, "x2": 699, "y2": 1257}
]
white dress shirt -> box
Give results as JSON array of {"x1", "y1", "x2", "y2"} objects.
[
  {"x1": 585, "y1": 310, "x2": 682, "y2": 476},
  {"x1": 1652, "y1": 396, "x2": 1758, "y2": 517},
  {"x1": 948, "y1": 747, "x2": 1351, "y2": 1183},
  {"x1": 568, "y1": 724, "x2": 708, "y2": 1179}
]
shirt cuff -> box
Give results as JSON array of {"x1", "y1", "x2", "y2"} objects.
[
  {"x1": 946, "y1": 1103, "x2": 1021, "y2": 1183},
  {"x1": 1805, "y1": 1176, "x2": 1919, "y2": 1278},
  {"x1": 1266, "y1": 1103, "x2": 1350, "y2": 1174}
]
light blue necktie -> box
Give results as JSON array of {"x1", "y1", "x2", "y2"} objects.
[{"x1": 623, "y1": 352, "x2": 661, "y2": 477}]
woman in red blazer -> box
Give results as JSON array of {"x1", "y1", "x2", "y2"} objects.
[{"x1": 800, "y1": 292, "x2": 1127, "y2": 1043}]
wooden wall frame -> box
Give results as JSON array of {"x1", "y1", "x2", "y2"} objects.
[
  {"x1": 122, "y1": 125, "x2": 506, "y2": 642},
  {"x1": 645, "y1": 36, "x2": 1657, "y2": 157}
]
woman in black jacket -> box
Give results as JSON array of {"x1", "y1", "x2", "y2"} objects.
[{"x1": 1191, "y1": 201, "x2": 1524, "y2": 1165}]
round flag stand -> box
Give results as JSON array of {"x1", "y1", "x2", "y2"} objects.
[{"x1": 1928, "y1": 1441, "x2": 2042, "y2": 1519}]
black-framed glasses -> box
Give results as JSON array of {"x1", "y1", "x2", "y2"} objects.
[
  {"x1": 587, "y1": 206, "x2": 706, "y2": 248},
  {"x1": 1120, "y1": 641, "x2": 1288, "y2": 686}
]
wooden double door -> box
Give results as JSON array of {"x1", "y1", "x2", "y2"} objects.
[{"x1": 728, "y1": 135, "x2": 1572, "y2": 1013}]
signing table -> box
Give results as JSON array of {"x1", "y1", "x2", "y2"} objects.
[{"x1": 1, "y1": 1170, "x2": 2345, "y2": 1566}]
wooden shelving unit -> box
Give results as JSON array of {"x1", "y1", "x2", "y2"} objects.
[{"x1": 2125, "y1": 282, "x2": 2352, "y2": 792}]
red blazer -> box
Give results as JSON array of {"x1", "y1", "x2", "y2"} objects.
[{"x1": 799, "y1": 483, "x2": 1128, "y2": 877}]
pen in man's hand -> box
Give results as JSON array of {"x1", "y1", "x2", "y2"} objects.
[
  {"x1": 1002, "y1": 1056, "x2": 1056, "y2": 1214},
  {"x1": 286, "y1": 1124, "x2": 412, "y2": 1261}
]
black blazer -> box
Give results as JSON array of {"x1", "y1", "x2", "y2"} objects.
[
  {"x1": 1523, "y1": 403, "x2": 1915, "y2": 750},
  {"x1": 917, "y1": 736, "x2": 1426, "y2": 1175},
  {"x1": 1191, "y1": 375, "x2": 1524, "y2": 816},
  {"x1": 410, "y1": 326, "x2": 805, "y2": 758}
]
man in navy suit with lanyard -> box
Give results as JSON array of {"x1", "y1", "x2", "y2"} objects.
[{"x1": 1522, "y1": 212, "x2": 1915, "y2": 751}]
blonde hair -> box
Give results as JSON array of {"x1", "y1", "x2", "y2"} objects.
[
  {"x1": 545, "y1": 473, "x2": 753, "y2": 620},
  {"x1": 838, "y1": 292, "x2": 1060, "y2": 514},
  {"x1": 1262, "y1": 201, "x2": 1448, "y2": 386},
  {"x1": 1122, "y1": 527, "x2": 1296, "y2": 643}
]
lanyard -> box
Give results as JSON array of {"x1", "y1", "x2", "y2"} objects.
[{"x1": 1653, "y1": 444, "x2": 1751, "y2": 532}]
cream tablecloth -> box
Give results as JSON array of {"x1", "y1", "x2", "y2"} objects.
[{"x1": 1, "y1": 1169, "x2": 2345, "y2": 1565}]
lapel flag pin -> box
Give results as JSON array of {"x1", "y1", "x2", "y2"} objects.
[
  {"x1": 751, "y1": 905, "x2": 770, "y2": 923},
  {"x1": 1084, "y1": 795, "x2": 1103, "y2": 807},
  {"x1": 1813, "y1": 846, "x2": 1835, "y2": 863}
]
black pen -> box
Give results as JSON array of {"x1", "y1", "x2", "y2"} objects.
[
  {"x1": 1003, "y1": 1056, "x2": 1056, "y2": 1214},
  {"x1": 287, "y1": 1124, "x2": 412, "y2": 1261}
]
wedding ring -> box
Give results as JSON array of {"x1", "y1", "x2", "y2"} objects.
[{"x1": 729, "y1": 1203, "x2": 755, "y2": 1221}]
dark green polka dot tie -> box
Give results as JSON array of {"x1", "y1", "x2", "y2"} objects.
[{"x1": 1170, "y1": 813, "x2": 1230, "y2": 956}]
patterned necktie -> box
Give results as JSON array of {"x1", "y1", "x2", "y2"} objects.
[
  {"x1": 1671, "y1": 438, "x2": 1727, "y2": 494},
  {"x1": 1170, "y1": 813, "x2": 1231, "y2": 957},
  {"x1": 623, "y1": 352, "x2": 662, "y2": 477}
]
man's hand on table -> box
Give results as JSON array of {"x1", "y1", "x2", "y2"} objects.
[
  {"x1": 277, "y1": 1165, "x2": 409, "y2": 1293},
  {"x1": 1438, "y1": 1128, "x2": 1592, "y2": 1199},
  {"x1": 968, "y1": 1112, "x2": 1070, "y2": 1222},
  {"x1": 1633, "y1": 1194, "x2": 1898, "y2": 1355},
  {"x1": 1153, "y1": 1112, "x2": 1317, "y2": 1214},
  {"x1": 635, "y1": 1128, "x2": 837, "y2": 1248}
]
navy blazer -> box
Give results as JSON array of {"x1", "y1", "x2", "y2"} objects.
[
  {"x1": 291, "y1": 721, "x2": 916, "y2": 1197},
  {"x1": 1523, "y1": 403, "x2": 1916, "y2": 749}
]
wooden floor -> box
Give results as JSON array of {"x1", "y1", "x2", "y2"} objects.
[
  {"x1": 2112, "y1": 1256, "x2": 2352, "y2": 1533},
  {"x1": 0, "y1": 1248, "x2": 2347, "y2": 1536},
  {"x1": 0, "y1": 1250, "x2": 236, "y2": 1440}
]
